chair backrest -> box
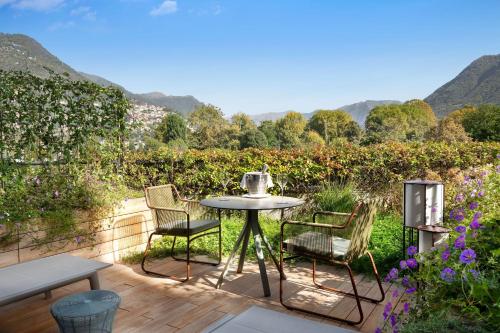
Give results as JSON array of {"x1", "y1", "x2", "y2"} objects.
[
  {"x1": 144, "y1": 184, "x2": 184, "y2": 230},
  {"x1": 344, "y1": 199, "x2": 379, "y2": 262}
]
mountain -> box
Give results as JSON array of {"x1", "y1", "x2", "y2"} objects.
[
  {"x1": 250, "y1": 100, "x2": 400, "y2": 126},
  {"x1": 0, "y1": 33, "x2": 203, "y2": 116},
  {"x1": 0, "y1": 33, "x2": 85, "y2": 80},
  {"x1": 79, "y1": 72, "x2": 203, "y2": 116},
  {"x1": 425, "y1": 55, "x2": 500, "y2": 117},
  {"x1": 250, "y1": 110, "x2": 314, "y2": 124},
  {"x1": 133, "y1": 92, "x2": 203, "y2": 117},
  {"x1": 338, "y1": 100, "x2": 401, "y2": 125}
]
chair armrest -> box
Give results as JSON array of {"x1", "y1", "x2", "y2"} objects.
[
  {"x1": 280, "y1": 220, "x2": 338, "y2": 240},
  {"x1": 312, "y1": 211, "x2": 357, "y2": 228},
  {"x1": 148, "y1": 206, "x2": 189, "y2": 216}
]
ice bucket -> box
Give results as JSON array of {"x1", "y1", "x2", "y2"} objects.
[{"x1": 241, "y1": 172, "x2": 272, "y2": 195}]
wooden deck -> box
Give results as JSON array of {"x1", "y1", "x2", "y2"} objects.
[{"x1": 0, "y1": 257, "x2": 402, "y2": 333}]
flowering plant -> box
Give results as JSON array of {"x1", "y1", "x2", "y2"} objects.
[{"x1": 377, "y1": 161, "x2": 500, "y2": 333}]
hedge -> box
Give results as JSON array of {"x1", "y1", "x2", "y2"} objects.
[{"x1": 123, "y1": 141, "x2": 500, "y2": 206}]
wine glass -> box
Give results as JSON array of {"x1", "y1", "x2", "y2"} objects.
[
  {"x1": 276, "y1": 174, "x2": 288, "y2": 204},
  {"x1": 219, "y1": 175, "x2": 231, "y2": 201}
]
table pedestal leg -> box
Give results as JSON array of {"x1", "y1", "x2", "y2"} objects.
[
  {"x1": 237, "y1": 222, "x2": 251, "y2": 273},
  {"x1": 257, "y1": 223, "x2": 286, "y2": 280},
  {"x1": 247, "y1": 210, "x2": 271, "y2": 297},
  {"x1": 216, "y1": 220, "x2": 249, "y2": 289}
]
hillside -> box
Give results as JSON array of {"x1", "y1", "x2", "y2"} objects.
[
  {"x1": 425, "y1": 55, "x2": 500, "y2": 117},
  {"x1": 0, "y1": 33, "x2": 203, "y2": 116},
  {"x1": 0, "y1": 33, "x2": 85, "y2": 80},
  {"x1": 250, "y1": 100, "x2": 400, "y2": 125}
]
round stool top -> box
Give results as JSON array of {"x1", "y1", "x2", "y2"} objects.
[
  {"x1": 51, "y1": 290, "x2": 121, "y2": 318},
  {"x1": 416, "y1": 225, "x2": 450, "y2": 233}
]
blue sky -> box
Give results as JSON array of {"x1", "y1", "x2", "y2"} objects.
[{"x1": 1, "y1": 0, "x2": 499, "y2": 115}]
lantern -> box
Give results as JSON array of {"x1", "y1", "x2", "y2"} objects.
[{"x1": 403, "y1": 180, "x2": 445, "y2": 254}]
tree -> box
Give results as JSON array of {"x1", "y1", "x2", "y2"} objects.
[
  {"x1": 462, "y1": 104, "x2": 500, "y2": 141},
  {"x1": 258, "y1": 120, "x2": 279, "y2": 148},
  {"x1": 307, "y1": 110, "x2": 358, "y2": 144},
  {"x1": 155, "y1": 112, "x2": 187, "y2": 144},
  {"x1": 365, "y1": 104, "x2": 409, "y2": 143},
  {"x1": 231, "y1": 113, "x2": 256, "y2": 132},
  {"x1": 434, "y1": 117, "x2": 471, "y2": 143},
  {"x1": 402, "y1": 99, "x2": 437, "y2": 140},
  {"x1": 188, "y1": 104, "x2": 233, "y2": 149},
  {"x1": 302, "y1": 130, "x2": 325, "y2": 147},
  {"x1": 445, "y1": 105, "x2": 477, "y2": 124},
  {"x1": 275, "y1": 111, "x2": 307, "y2": 148},
  {"x1": 239, "y1": 129, "x2": 268, "y2": 149}
]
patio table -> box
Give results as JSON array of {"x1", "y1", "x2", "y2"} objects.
[{"x1": 200, "y1": 196, "x2": 304, "y2": 297}]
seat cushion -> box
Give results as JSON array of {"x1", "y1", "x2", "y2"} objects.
[
  {"x1": 283, "y1": 231, "x2": 350, "y2": 260},
  {"x1": 157, "y1": 219, "x2": 220, "y2": 237}
]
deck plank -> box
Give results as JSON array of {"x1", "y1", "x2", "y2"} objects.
[{"x1": 0, "y1": 258, "x2": 395, "y2": 333}]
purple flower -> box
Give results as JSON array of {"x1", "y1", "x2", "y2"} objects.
[
  {"x1": 441, "y1": 249, "x2": 450, "y2": 261},
  {"x1": 406, "y1": 258, "x2": 418, "y2": 269},
  {"x1": 406, "y1": 287, "x2": 416, "y2": 294},
  {"x1": 478, "y1": 190, "x2": 485, "y2": 198},
  {"x1": 375, "y1": 328, "x2": 382, "y2": 333},
  {"x1": 383, "y1": 302, "x2": 392, "y2": 320},
  {"x1": 464, "y1": 175, "x2": 471, "y2": 184},
  {"x1": 407, "y1": 246, "x2": 417, "y2": 257},
  {"x1": 454, "y1": 225, "x2": 466, "y2": 233},
  {"x1": 454, "y1": 235, "x2": 466, "y2": 249},
  {"x1": 460, "y1": 249, "x2": 476, "y2": 264},
  {"x1": 390, "y1": 314, "x2": 397, "y2": 327},
  {"x1": 431, "y1": 206, "x2": 437, "y2": 213},
  {"x1": 386, "y1": 268, "x2": 399, "y2": 282},
  {"x1": 392, "y1": 289, "x2": 399, "y2": 298},
  {"x1": 455, "y1": 193, "x2": 465, "y2": 203},
  {"x1": 403, "y1": 302, "x2": 410, "y2": 313},
  {"x1": 469, "y1": 269, "x2": 479, "y2": 279},
  {"x1": 399, "y1": 260, "x2": 408, "y2": 270},
  {"x1": 440, "y1": 267, "x2": 456, "y2": 282},
  {"x1": 476, "y1": 179, "x2": 483, "y2": 187},
  {"x1": 496, "y1": 165, "x2": 500, "y2": 174},
  {"x1": 470, "y1": 219, "x2": 481, "y2": 230},
  {"x1": 469, "y1": 202, "x2": 478, "y2": 210},
  {"x1": 450, "y1": 208, "x2": 465, "y2": 222},
  {"x1": 402, "y1": 275, "x2": 410, "y2": 287},
  {"x1": 473, "y1": 211, "x2": 482, "y2": 219}
]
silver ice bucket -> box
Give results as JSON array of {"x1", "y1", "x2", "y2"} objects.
[{"x1": 243, "y1": 172, "x2": 270, "y2": 195}]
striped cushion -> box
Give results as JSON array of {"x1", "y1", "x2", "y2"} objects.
[{"x1": 284, "y1": 231, "x2": 350, "y2": 260}]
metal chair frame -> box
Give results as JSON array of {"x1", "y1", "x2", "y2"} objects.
[
  {"x1": 142, "y1": 184, "x2": 222, "y2": 282},
  {"x1": 279, "y1": 203, "x2": 385, "y2": 325}
]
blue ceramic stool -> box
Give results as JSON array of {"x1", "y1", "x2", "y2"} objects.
[{"x1": 51, "y1": 290, "x2": 121, "y2": 333}]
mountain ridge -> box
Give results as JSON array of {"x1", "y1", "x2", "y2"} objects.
[
  {"x1": 0, "y1": 33, "x2": 203, "y2": 116},
  {"x1": 425, "y1": 54, "x2": 500, "y2": 117}
]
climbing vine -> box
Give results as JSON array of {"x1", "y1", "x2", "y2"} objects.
[{"x1": 0, "y1": 70, "x2": 130, "y2": 251}]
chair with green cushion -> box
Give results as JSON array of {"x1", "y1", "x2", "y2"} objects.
[
  {"x1": 279, "y1": 199, "x2": 385, "y2": 325},
  {"x1": 142, "y1": 184, "x2": 221, "y2": 282}
]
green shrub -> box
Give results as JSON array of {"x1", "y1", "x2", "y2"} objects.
[
  {"x1": 314, "y1": 183, "x2": 358, "y2": 213},
  {"x1": 123, "y1": 141, "x2": 499, "y2": 210}
]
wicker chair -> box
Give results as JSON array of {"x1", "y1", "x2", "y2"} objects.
[
  {"x1": 142, "y1": 184, "x2": 221, "y2": 282},
  {"x1": 279, "y1": 200, "x2": 385, "y2": 325}
]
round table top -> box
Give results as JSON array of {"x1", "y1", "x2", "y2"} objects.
[{"x1": 200, "y1": 195, "x2": 305, "y2": 210}]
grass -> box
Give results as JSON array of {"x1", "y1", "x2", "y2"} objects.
[{"x1": 121, "y1": 212, "x2": 402, "y2": 276}]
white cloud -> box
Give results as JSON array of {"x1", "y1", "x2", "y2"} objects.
[
  {"x1": 48, "y1": 20, "x2": 74, "y2": 31},
  {"x1": 10, "y1": 0, "x2": 64, "y2": 11},
  {"x1": 70, "y1": 6, "x2": 96, "y2": 21},
  {"x1": 150, "y1": 0, "x2": 177, "y2": 16}
]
